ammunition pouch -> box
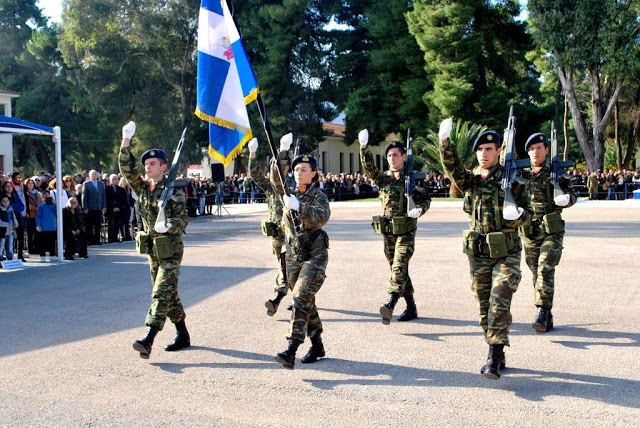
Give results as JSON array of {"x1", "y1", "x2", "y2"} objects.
[
  {"x1": 136, "y1": 231, "x2": 151, "y2": 255},
  {"x1": 261, "y1": 219, "x2": 279, "y2": 237},
  {"x1": 462, "y1": 230, "x2": 517, "y2": 259},
  {"x1": 541, "y1": 212, "x2": 564, "y2": 235},
  {"x1": 286, "y1": 229, "x2": 329, "y2": 261},
  {"x1": 152, "y1": 234, "x2": 181, "y2": 259},
  {"x1": 372, "y1": 215, "x2": 416, "y2": 235}
]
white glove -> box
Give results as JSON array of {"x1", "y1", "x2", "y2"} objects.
[
  {"x1": 503, "y1": 205, "x2": 524, "y2": 221},
  {"x1": 408, "y1": 208, "x2": 422, "y2": 218},
  {"x1": 358, "y1": 129, "x2": 369, "y2": 147},
  {"x1": 248, "y1": 138, "x2": 259, "y2": 153},
  {"x1": 122, "y1": 121, "x2": 136, "y2": 139},
  {"x1": 554, "y1": 194, "x2": 571, "y2": 207},
  {"x1": 439, "y1": 118, "x2": 453, "y2": 142},
  {"x1": 36, "y1": 226, "x2": 42, "y2": 232},
  {"x1": 283, "y1": 194, "x2": 300, "y2": 211},
  {"x1": 154, "y1": 222, "x2": 172, "y2": 234},
  {"x1": 280, "y1": 133, "x2": 293, "y2": 151}
]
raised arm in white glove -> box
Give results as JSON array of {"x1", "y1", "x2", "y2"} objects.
[
  {"x1": 283, "y1": 194, "x2": 300, "y2": 211},
  {"x1": 554, "y1": 194, "x2": 570, "y2": 207},
  {"x1": 122, "y1": 121, "x2": 136, "y2": 139},
  {"x1": 408, "y1": 208, "x2": 422, "y2": 218},
  {"x1": 503, "y1": 205, "x2": 524, "y2": 221},
  {"x1": 439, "y1": 118, "x2": 453, "y2": 143},
  {"x1": 358, "y1": 129, "x2": 369, "y2": 147},
  {"x1": 280, "y1": 133, "x2": 293, "y2": 151},
  {"x1": 154, "y1": 222, "x2": 173, "y2": 234},
  {"x1": 248, "y1": 138, "x2": 259, "y2": 153}
]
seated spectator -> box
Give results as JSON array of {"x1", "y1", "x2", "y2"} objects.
[
  {"x1": 63, "y1": 197, "x2": 88, "y2": 260},
  {"x1": 36, "y1": 190, "x2": 58, "y2": 262},
  {"x1": 0, "y1": 194, "x2": 20, "y2": 263}
]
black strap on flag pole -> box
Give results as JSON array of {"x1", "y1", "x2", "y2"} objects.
[{"x1": 225, "y1": 0, "x2": 303, "y2": 239}]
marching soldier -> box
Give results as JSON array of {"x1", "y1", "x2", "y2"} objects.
[
  {"x1": 247, "y1": 136, "x2": 291, "y2": 316},
  {"x1": 439, "y1": 119, "x2": 532, "y2": 380},
  {"x1": 358, "y1": 129, "x2": 431, "y2": 325},
  {"x1": 268, "y1": 149, "x2": 330, "y2": 370},
  {"x1": 119, "y1": 121, "x2": 190, "y2": 359},
  {"x1": 519, "y1": 133, "x2": 577, "y2": 333},
  {"x1": 587, "y1": 170, "x2": 599, "y2": 200}
]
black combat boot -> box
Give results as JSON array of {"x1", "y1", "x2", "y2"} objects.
[
  {"x1": 301, "y1": 335, "x2": 326, "y2": 364},
  {"x1": 265, "y1": 291, "x2": 286, "y2": 316},
  {"x1": 274, "y1": 339, "x2": 302, "y2": 370},
  {"x1": 379, "y1": 293, "x2": 399, "y2": 325},
  {"x1": 397, "y1": 295, "x2": 418, "y2": 322},
  {"x1": 164, "y1": 320, "x2": 191, "y2": 351},
  {"x1": 532, "y1": 306, "x2": 553, "y2": 333},
  {"x1": 132, "y1": 326, "x2": 160, "y2": 359},
  {"x1": 480, "y1": 345, "x2": 506, "y2": 380}
]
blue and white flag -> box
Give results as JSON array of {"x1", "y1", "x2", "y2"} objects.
[{"x1": 195, "y1": 0, "x2": 259, "y2": 166}]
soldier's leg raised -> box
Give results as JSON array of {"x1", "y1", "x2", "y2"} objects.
[
  {"x1": 532, "y1": 233, "x2": 564, "y2": 333},
  {"x1": 396, "y1": 233, "x2": 418, "y2": 322},
  {"x1": 266, "y1": 237, "x2": 288, "y2": 316}
]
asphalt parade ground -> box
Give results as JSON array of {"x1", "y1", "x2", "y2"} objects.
[{"x1": 1, "y1": 199, "x2": 639, "y2": 427}]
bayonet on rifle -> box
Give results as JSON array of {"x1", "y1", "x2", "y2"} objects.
[{"x1": 501, "y1": 106, "x2": 518, "y2": 211}]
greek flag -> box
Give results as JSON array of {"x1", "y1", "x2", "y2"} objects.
[{"x1": 195, "y1": 0, "x2": 259, "y2": 166}]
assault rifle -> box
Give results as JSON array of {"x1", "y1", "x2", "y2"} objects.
[
  {"x1": 404, "y1": 128, "x2": 425, "y2": 212},
  {"x1": 549, "y1": 121, "x2": 574, "y2": 198},
  {"x1": 155, "y1": 127, "x2": 188, "y2": 232},
  {"x1": 293, "y1": 138, "x2": 301, "y2": 158},
  {"x1": 500, "y1": 106, "x2": 529, "y2": 211}
]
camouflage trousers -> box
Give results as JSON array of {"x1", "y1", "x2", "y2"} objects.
[
  {"x1": 588, "y1": 186, "x2": 597, "y2": 200},
  {"x1": 468, "y1": 247, "x2": 522, "y2": 346},
  {"x1": 145, "y1": 249, "x2": 185, "y2": 330},
  {"x1": 521, "y1": 230, "x2": 564, "y2": 308},
  {"x1": 270, "y1": 234, "x2": 288, "y2": 294},
  {"x1": 383, "y1": 231, "x2": 415, "y2": 297},
  {"x1": 286, "y1": 246, "x2": 328, "y2": 342}
]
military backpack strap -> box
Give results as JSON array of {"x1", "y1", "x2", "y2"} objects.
[
  {"x1": 545, "y1": 175, "x2": 554, "y2": 212},
  {"x1": 493, "y1": 175, "x2": 502, "y2": 232},
  {"x1": 470, "y1": 176, "x2": 478, "y2": 232}
]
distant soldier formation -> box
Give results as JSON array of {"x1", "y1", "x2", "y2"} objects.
[{"x1": 120, "y1": 106, "x2": 578, "y2": 380}]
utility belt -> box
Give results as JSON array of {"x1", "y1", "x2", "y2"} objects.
[
  {"x1": 371, "y1": 215, "x2": 417, "y2": 235},
  {"x1": 261, "y1": 219, "x2": 282, "y2": 237},
  {"x1": 462, "y1": 230, "x2": 519, "y2": 259},
  {"x1": 519, "y1": 212, "x2": 565, "y2": 236},
  {"x1": 286, "y1": 229, "x2": 329, "y2": 261},
  {"x1": 136, "y1": 231, "x2": 182, "y2": 259}
]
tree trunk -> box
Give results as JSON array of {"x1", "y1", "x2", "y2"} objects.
[
  {"x1": 614, "y1": 101, "x2": 622, "y2": 170},
  {"x1": 563, "y1": 93, "x2": 569, "y2": 162},
  {"x1": 33, "y1": 139, "x2": 54, "y2": 173},
  {"x1": 622, "y1": 85, "x2": 640, "y2": 169}
]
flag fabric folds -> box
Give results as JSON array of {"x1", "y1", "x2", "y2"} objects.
[{"x1": 195, "y1": 0, "x2": 259, "y2": 166}]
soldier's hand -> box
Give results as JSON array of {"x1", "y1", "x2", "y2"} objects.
[
  {"x1": 248, "y1": 138, "x2": 259, "y2": 153},
  {"x1": 280, "y1": 133, "x2": 293, "y2": 151},
  {"x1": 439, "y1": 118, "x2": 453, "y2": 143},
  {"x1": 122, "y1": 121, "x2": 136, "y2": 139},
  {"x1": 503, "y1": 205, "x2": 524, "y2": 220},
  {"x1": 358, "y1": 129, "x2": 369, "y2": 147},
  {"x1": 154, "y1": 221, "x2": 171, "y2": 234},
  {"x1": 554, "y1": 194, "x2": 570, "y2": 207},
  {"x1": 408, "y1": 208, "x2": 422, "y2": 218},
  {"x1": 283, "y1": 194, "x2": 300, "y2": 211}
]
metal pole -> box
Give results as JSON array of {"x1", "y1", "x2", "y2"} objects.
[{"x1": 54, "y1": 126, "x2": 64, "y2": 261}]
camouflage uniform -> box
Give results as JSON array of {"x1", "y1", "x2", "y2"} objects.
[
  {"x1": 441, "y1": 141, "x2": 532, "y2": 346},
  {"x1": 270, "y1": 163, "x2": 330, "y2": 343},
  {"x1": 119, "y1": 147, "x2": 189, "y2": 330},
  {"x1": 248, "y1": 155, "x2": 288, "y2": 294},
  {"x1": 360, "y1": 146, "x2": 431, "y2": 297},
  {"x1": 587, "y1": 173, "x2": 598, "y2": 200},
  {"x1": 519, "y1": 164, "x2": 576, "y2": 309}
]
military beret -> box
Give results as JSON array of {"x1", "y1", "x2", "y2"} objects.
[
  {"x1": 525, "y1": 132, "x2": 548, "y2": 151},
  {"x1": 472, "y1": 131, "x2": 501, "y2": 151},
  {"x1": 385, "y1": 141, "x2": 405, "y2": 156},
  {"x1": 140, "y1": 148, "x2": 167, "y2": 165},
  {"x1": 291, "y1": 155, "x2": 317, "y2": 171}
]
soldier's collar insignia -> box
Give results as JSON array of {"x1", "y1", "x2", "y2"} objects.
[
  {"x1": 298, "y1": 184, "x2": 307, "y2": 192},
  {"x1": 480, "y1": 169, "x2": 490, "y2": 179},
  {"x1": 533, "y1": 166, "x2": 542, "y2": 174}
]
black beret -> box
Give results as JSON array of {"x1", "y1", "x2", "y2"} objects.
[
  {"x1": 525, "y1": 132, "x2": 548, "y2": 151},
  {"x1": 291, "y1": 155, "x2": 317, "y2": 171},
  {"x1": 385, "y1": 141, "x2": 405, "y2": 156},
  {"x1": 140, "y1": 148, "x2": 167, "y2": 165},
  {"x1": 472, "y1": 131, "x2": 501, "y2": 151}
]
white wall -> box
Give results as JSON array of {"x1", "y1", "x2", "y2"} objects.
[{"x1": 0, "y1": 94, "x2": 15, "y2": 172}]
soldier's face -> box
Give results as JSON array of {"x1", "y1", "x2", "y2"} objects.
[
  {"x1": 386, "y1": 148, "x2": 406, "y2": 171},
  {"x1": 144, "y1": 158, "x2": 167, "y2": 181},
  {"x1": 527, "y1": 142, "x2": 549, "y2": 167},
  {"x1": 294, "y1": 163, "x2": 316, "y2": 186},
  {"x1": 476, "y1": 143, "x2": 500, "y2": 169}
]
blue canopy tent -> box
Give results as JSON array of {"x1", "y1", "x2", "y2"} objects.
[{"x1": 0, "y1": 115, "x2": 64, "y2": 262}]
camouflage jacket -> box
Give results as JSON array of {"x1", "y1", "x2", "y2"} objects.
[
  {"x1": 587, "y1": 174, "x2": 599, "y2": 188},
  {"x1": 360, "y1": 147, "x2": 431, "y2": 217},
  {"x1": 270, "y1": 162, "x2": 330, "y2": 249},
  {"x1": 520, "y1": 163, "x2": 577, "y2": 220},
  {"x1": 441, "y1": 140, "x2": 531, "y2": 234},
  {"x1": 119, "y1": 146, "x2": 188, "y2": 237},
  {"x1": 248, "y1": 155, "x2": 283, "y2": 223}
]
